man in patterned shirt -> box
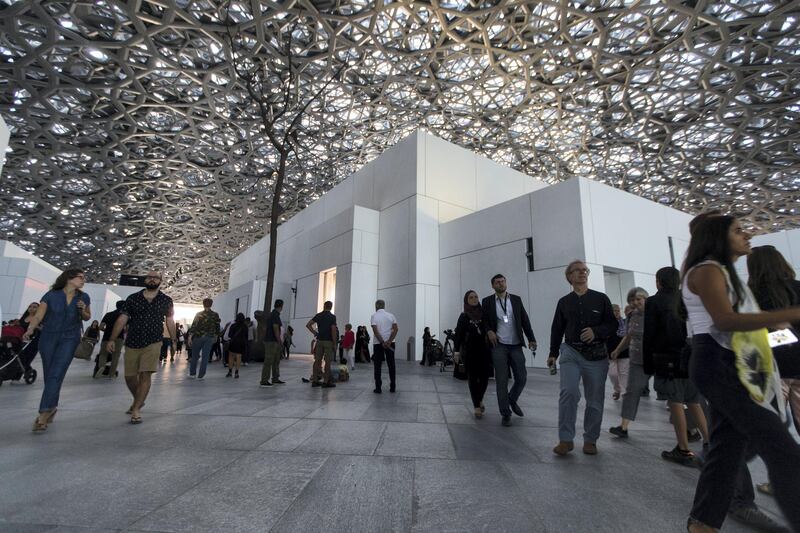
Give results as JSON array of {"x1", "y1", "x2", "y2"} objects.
[
  {"x1": 186, "y1": 298, "x2": 221, "y2": 380},
  {"x1": 106, "y1": 271, "x2": 175, "y2": 424}
]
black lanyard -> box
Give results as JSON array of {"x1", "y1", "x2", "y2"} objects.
[{"x1": 498, "y1": 295, "x2": 508, "y2": 316}]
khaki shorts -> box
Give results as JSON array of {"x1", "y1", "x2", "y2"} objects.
[{"x1": 124, "y1": 342, "x2": 161, "y2": 377}]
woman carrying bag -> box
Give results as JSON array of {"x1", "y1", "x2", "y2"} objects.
[
  {"x1": 682, "y1": 215, "x2": 800, "y2": 533},
  {"x1": 453, "y1": 290, "x2": 493, "y2": 419},
  {"x1": 23, "y1": 268, "x2": 91, "y2": 432}
]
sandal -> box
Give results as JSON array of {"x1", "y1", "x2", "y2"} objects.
[
  {"x1": 32, "y1": 416, "x2": 48, "y2": 432},
  {"x1": 125, "y1": 402, "x2": 144, "y2": 415},
  {"x1": 756, "y1": 482, "x2": 773, "y2": 496},
  {"x1": 130, "y1": 415, "x2": 143, "y2": 425}
]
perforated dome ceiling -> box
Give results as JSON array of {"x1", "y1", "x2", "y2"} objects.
[{"x1": 1, "y1": 0, "x2": 798, "y2": 302}]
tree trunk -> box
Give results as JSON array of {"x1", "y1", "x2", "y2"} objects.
[{"x1": 256, "y1": 150, "x2": 287, "y2": 342}]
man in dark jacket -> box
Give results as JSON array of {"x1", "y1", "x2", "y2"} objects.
[{"x1": 482, "y1": 274, "x2": 537, "y2": 427}]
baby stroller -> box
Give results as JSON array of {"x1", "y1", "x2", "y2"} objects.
[
  {"x1": 0, "y1": 336, "x2": 37, "y2": 386},
  {"x1": 438, "y1": 329, "x2": 456, "y2": 372}
]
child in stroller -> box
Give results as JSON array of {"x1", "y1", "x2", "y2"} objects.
[{"x1": 0, "y1": 321, "x2": 38, "y2": 385}]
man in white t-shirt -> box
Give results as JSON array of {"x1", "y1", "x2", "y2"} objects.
[{"x1": 370, "y1": 299, "x2": 398, "y2": 393}]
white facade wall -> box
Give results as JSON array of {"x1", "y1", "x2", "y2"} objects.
[
  {"x1": 0, "y1": 115, "x2": 9, "y2": 180},
  {"x1": 0, "y1": 240, "x2": 61, "y2": 322}
]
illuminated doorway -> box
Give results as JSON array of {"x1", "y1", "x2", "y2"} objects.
[{"x1": 318, "y1": 267, "x2": 336, "y2": 312}]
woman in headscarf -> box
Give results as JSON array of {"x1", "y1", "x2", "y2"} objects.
[{"x1": 453, "y1": 290, "x2": 493, "y2": 419}]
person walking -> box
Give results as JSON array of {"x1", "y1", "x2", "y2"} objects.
[
  {"x1": 95, "y1": 300, "x2": 125, "y2": 379},
  {"x1": 23, "y1": 268, "x2": 91, "y2": 432},
  {"x1": 260, "y1": 299, "x2": 285, "y2": 387},
  {"x1": 356, "y1": 326, "x2": 371, "y2": 363},
  {"x1": 225, "y1": 313, "x2": 248, "y2": 379},
  {"x1": 548, "y1": 261, "x2": 617, "y2": 455},
  {"x1": 454, "y1": 290, "x2": 493, "y2": 419},
  {"x1": 683, "y1": 215, "x2": 800, "y2": 533},
  {"x1": 608, "y1": 287, "x2": 651, "y2": 438},
  {"x1": 186, "y1": 298, "x2": 221, "y2": 379},
  {"x1": 105, "y1": 271, "x2": 175, "y2": 424},
  {"x1": 283, "y1": 325, "x2": 294, "y2": 359},
  {"x1": 643, "y1": 266, "x2": 710, "y2": 466},
  {"x1": 606, "y1": 304, "x2": 629, "y2": 400},
  {"x1": 341, "y1": 324, "x2": 355, "y2": 370},
  {"x1": 175, "y1": 323, "x2": 184, "y2": 355},
  {"x1": 371, "y1": 300, "x2": 398, "y2": 393},
  {"x1": 481, "y1": 274, "x2": 536, "y2": 427},
  {"x1": 307, "y1": 301, "x2": 338, "y2": 388},
  {"x1": 159, "y1": 321, "x2": 174, "y2": 364},
  {"x1": 747, "y1": 245, "x2": 800, "y2": 431}
]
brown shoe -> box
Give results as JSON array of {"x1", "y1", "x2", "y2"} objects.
[
  {"x1": 583, "y1": 442, "x2": 598, "y2": 455},
  {"x1": 474, "y1": 407, "x2": 483, "y2": 419},
  {"x1": 553, "y1": 441, "x2": 574, "y2": 456}
]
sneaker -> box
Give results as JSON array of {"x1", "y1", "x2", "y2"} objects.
[
  {"x1": 188, "y1": 374, "x2": 196, "y2": 379},
  {"x1": 510, "y1": 402, "x2": 524, "y2": 417},
  {"x1": 273, "y1": 379, "x2": 286, "y2": 384},
  {"x1": 373, "y1": 388, "x2": 382, "y2": 394},
  {"x1": 553, "y1": 441, "x2": 574, "y2": 456},
  {"x1": 234, "y1": 371, "x2": 239, "y2": 379},
  {"x1": 260, "y1": 381, "x2": 273, "y2": 387},
  {"x1": 501, "y1": 416, "x2": 512, "y2": 427},
  {"x1": 728, "y1": 505, "x2": 790, "y2": 532},
  {"x1": 301, "y1": 377, "x2": 310, "y2": 383},
  {"x1": 321, "y1": 382, "x2": 336, "y2": 388},
  {"x1": 197, "y1": 376, "x2": 205, "y2": 380},
  {"x1": 311, "y1": 381, "x2": 322, "y2": 387},
  {"x1": 609, "y1": 426, "x2": 628, "y2": 438},
  {"x1": 226, "y1": 370, "x2": 232, "y2": 378},
  {"x1": 756, "y1": 483, "x2": 774, "y2": 496},
  {"x1": 661, "y1": 446, "x2": 695, "y2": 467}
]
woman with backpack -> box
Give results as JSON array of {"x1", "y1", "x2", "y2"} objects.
[{"x1": 642, "y1": 266, "x2": 709, "y2": 466}]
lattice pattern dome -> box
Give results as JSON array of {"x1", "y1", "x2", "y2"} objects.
[{"x1": 1, "y1": 1, "x2": 798, "y2": 301}]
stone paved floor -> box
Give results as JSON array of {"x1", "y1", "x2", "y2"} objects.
[{"x1": 0, "y1": 354, "x2": 789, "y2": 532}]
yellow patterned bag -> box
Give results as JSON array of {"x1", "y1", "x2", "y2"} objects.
[{"x1": 730, "y1": 329, "x2": 776, "y2": 403}]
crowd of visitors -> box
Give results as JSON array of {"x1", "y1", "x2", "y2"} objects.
[{"x1": 9, "y1": 211, "x2": 800, "y2": 533}]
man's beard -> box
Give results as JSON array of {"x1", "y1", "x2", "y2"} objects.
[{"x1": 144, "y1": 282, "x2": 160, "y2": 290}]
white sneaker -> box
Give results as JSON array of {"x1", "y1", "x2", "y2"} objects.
[{"x1": 188, "y1": 374, "x2": 196, "y2": 379}]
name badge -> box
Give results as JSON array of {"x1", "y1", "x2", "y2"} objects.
[{"x1": 502, "y1": 316, "x2": 509, "y2": 323}]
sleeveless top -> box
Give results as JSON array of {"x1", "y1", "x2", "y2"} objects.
[{"x1": 682, "y1": 259, "x2": 760, "y2": 348}]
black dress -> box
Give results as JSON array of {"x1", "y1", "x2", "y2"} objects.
[
  {"x1": 453, "y1": 313, "x2": 493, "y2": 408},
  {"x1": 228, "y1": 322, "x2": 249, "y2": 354}
]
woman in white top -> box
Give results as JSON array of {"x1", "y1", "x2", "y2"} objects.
[{"x1": 682, "y1": 214, "x2": 800, "y2": 533}]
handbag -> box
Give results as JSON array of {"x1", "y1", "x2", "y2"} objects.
[
  {"x1": 73, "y1": 338, "x2": 96, "y2": 360},
  {"x1": 730, "y1": 328, "x2": 784, "y2": 420}
]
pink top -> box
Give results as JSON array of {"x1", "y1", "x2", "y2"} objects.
[{"x1": 342, "y1": 330, "x2": 355, "y2": 349}]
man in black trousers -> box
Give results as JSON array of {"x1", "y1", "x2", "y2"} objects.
[{"x1": 482, "y1": 274, "x2": 537, "y2": 427}]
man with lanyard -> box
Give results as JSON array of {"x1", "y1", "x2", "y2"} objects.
[
  {"x1": 371, "y1": 299, "x2": 398, "y2": 393},
  {"x1": 106, "y1": 271, "x2": 175, "y2": 424},
  {"x1": 482, "y1": 274, "x2": 537, "y2": 427},
  {"x1": 548, "y1": 260, "x2": 617, "y2": 456}
]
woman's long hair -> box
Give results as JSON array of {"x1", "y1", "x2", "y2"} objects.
[
  {"x1": 656, "y1": 266, "x2": 688, "y2": 321},
  {"x1": 681, "y1": 215, "x2": 745, "y2": 308},
  {"x1": 52, "y1": 268, "x2": 84, "y2": 292},
  {"x1": 747, "y1": 246, "x2": 797, "y2": 309}
]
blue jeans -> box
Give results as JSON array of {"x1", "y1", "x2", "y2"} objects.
[
  {"x1": 190, "y1": 335, "x2": 215, "y2": 378},
  {"x1": 491, "y1": 343, "x2": 527, "y2": 417},
  {"x1": 38, "y1": 332, "x2": 81, "y2": 413},
  {"x1": 557, "y1": 343, "x2": 609, "y2": 443}
]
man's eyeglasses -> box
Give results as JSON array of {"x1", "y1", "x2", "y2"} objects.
[{"x1": 569, "y1": 268, "x2": 590, "y2": 275}]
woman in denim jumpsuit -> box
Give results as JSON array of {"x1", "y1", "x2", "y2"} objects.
[{"x1": 23, "y1": 268, "x2": 91, "y2": 432}]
